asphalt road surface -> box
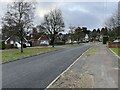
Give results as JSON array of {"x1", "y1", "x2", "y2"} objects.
[{"x1": 2, "y1": 44, "x2": 91, "y2": 88}]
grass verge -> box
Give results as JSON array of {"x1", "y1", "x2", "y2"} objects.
[
  {"x1": 2, "y1": 47, "x2": 61, "y2": 63},
  {"x1": 110, "y1": 48, "x2": 120, "y2": 56},
  {"x1": 85, "y1": 46, "x2": 97, "y2": 56}
]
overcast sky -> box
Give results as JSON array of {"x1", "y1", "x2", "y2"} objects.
[{"x1": 0, "y1": 0, "x2": 118, "y2": 33}]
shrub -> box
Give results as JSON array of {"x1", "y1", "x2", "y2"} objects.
[
  {"x1": 23, "y1": 44, "x2": 26, "y2": 48},
  {"x1": 55, "y1": 41, "x2": 65, "y2": 45},
  {"x1": 5, "y1": 44, "x2": 15, "y2": 49},
  {"x1": 103, "y1": 36, "x2": 109, "y2": 44},
  {"x1": 0, "y1": 42, "x2": 2, "y2": 49},
  {"x1": 0, "y1": 41, "x2": 5, "y2": 50}
]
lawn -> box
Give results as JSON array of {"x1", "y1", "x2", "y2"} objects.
[
  {"x1": 110, "y1": 48, "x2": 120, "y2": 56},
  {"x1": 2, "y1": 47, "x2": 60, "y2": 63}
]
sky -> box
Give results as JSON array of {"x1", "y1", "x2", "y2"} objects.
[{"x1": 0, "y1": 0, "x2": 119, "y2": 33}]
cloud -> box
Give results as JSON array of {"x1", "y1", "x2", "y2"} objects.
[
  {"x1": 68, "y1": 6, "x2": 90, "y2": 13},
  {"x1": 0, "y1": 1, "x2": 118, "y2": 32},
  {"x1": 35, "y1": 2, "x2": 117, "y2": 30},
  {"x1": 36, "y1": 8, "x2": 50, "y2": 18}
]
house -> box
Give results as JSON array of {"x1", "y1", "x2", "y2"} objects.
[
  {"x1": 38, "y1": 35, "x2": 50, "y2": 46},
  {"x1": 5, "y1": 35, "x2": 31, "y2": 48}
]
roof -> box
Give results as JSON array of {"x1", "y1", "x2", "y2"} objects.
[{"x1": 38, "y1": 35, "x2": 49, "y2": 41}]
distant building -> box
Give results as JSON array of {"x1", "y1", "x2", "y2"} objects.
[
  {"x1": 5, "y1": 36, "x2": 30, "y2": 48},
  {"x1": 85, "y1": 34, "x2": 89, "y2": 41},
  {"x1": 38, "y1": 35, "x2": 49, "y2": 46}
]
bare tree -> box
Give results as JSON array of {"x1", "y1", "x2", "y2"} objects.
[
  {"x1": 2, "y1": 1, "x2": 35, "y2": 53},
  {"x1": 42, "y1": 9, "x2": 65, "y2": 47},
  {"x1": 105, "y1": 13, "x2": 117, "y2": 30},
  {"x1": 104, "y1": 6, "x2": 120, "y2": 38},
  {"x1": 36, "y1": 25, "x2": 47, "y2": 34},
  {"x1": 68, "y1": 25, "x2": 75, "y2": 44}
]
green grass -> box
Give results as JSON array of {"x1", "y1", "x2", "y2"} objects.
[
  {"x1": 85, "y1": 46, "x2": 97, "y2": 56},
  {"x1": 110, "y1": 48, "x2": 120, "y2": 56},
  {"x1": 2, "y1": 47, "x2": 60, "y2": 63}
]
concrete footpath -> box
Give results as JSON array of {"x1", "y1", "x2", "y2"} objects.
[{"x1": 49, "y1": 44, "x2": 118, "y2": 88}]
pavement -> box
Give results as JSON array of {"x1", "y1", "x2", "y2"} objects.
[
  {"x1": 2, "y1": 44, "x2": 91, "y2": 88},
  {"x1": 50, "y1": 44, "x2": 118, "y2": 88}
]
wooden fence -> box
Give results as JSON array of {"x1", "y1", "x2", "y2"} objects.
[{"x1": 107, "y1": 41, "x2": 120, "y2": 48}]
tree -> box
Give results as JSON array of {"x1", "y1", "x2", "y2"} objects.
[
  {"x1": 36, "y1": 25, "x2": 47, "y2": 34},
  {"x1": 41, "y1": 9, "x2": 65, "y2": 47},
  {"x1": 74, "y1": 27, "x2": 84, "y2": 43},
  {"x1": 104, "y1": 8, "x2": 120, "y2": 39},
  {"x1": 96, "y1": 28, "x2": 100, "y2": 38},
  {"x1": 92, "y1": 29, "x2": 97, "y2": 40},
  {"x1": 62, "y1": 33, "x2": 69, "y2": 43},
  {"x1": 68, "y1": 25, "x2": 75, "y2": 44},
  {"x1": 101, "y1": 27, "x2": 108, "y2": 36},
  {"x1": 32, "y1": 27, "x2": 39, "y2": 40},
  {"x1": 2, "y1": 1, "x2": 35, "y2": 53},
  {"x1": 82, "y1": 27, "x2": 91, "y2": 39},
  {"x1": 97, "y1": 28, "x2": 100, "y2": 34},
  {"x1": 82, "y1": 27, "x2": 87, "y2": 34}
]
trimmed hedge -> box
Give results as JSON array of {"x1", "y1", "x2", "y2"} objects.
[
  {"x1": 103, "y1": 36, "x2": 109, "y2": 44},
  {"x1": 55, "y1": 41, "x2": 65, "y2": 45},
  {"x1": 0, "y1": 41, "x2": 5, "y2": 50},
  {"x1": 5, "y1": 44, "x2": 16, "y2": 49}
]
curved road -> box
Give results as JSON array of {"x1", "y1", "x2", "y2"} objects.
[{"x1": 2, "y1": 44, "x2": 91, "y2": 88}]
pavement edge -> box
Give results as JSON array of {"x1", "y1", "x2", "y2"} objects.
[{"x1": 109, "y1": 48, "x2": 120, "y2": 59}]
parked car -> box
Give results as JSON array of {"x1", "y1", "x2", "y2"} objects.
[
  {"x1": 25, "y1": 42, "x2": 31, "y2": 47},
  {"x1": 113, "y1": 39, "x2": 120, "y2": 42}
]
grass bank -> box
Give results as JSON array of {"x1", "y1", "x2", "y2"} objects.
[
  {"x1": 110, "y1": 48, "x2": 120, "y2": 56},
  {"x1": 2, "y1": 47, "x2": 61, "y2": 63}
]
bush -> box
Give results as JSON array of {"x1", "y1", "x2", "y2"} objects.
[
  {"x1": 103, "y1": 36, "x2": 109, "y2": 44},
  {"x1": 55, "y1": 41, "x2": 65, "y2": 45},
  {"x1": 0, "y1": 42, "x2": 2, "y2": 49},
  {"x1": 23, "y1": 44, "x2": 26, "y2": 48},
  {"x1": 0, "y1": 41, "x2": 5, "y2": 50},
  {"x1": 5, "y1": 44, "x2": 15, "y2": 49}
]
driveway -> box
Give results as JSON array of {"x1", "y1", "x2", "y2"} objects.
[{"x1": 2, "y1": 44, "x2": 91, "y2": 88}]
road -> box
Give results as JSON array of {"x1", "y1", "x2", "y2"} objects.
[{"x1": 2, "y1": 44, "x2": 91, "y2": 88}]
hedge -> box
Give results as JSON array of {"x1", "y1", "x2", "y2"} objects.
[
  {"x1": 0, "y1": 41, "x2": 5, "y2": 50},
  {"x1": 5, "y1": 44, "x2": 16, "y2": 49},
  {"x1": 103, "y1": 36, "x2": 109, "y2": 44},
  {"x1": 55, "y1": 41, "x2": 65, "y2": 45}
]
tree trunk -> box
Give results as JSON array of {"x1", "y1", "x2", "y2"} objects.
[
  {"x1": 52, "y1": 35, "x2": 55, "y2": 48},
  {"x1": 21, "y1": 37, "x2": 23, "y2": 53},
  {"x1": 20, "y1": 28, "x2": 23, "y2": 53},
  {"x1": 77, "y1": 38, "x2": 79, "y2": 44},
  {"x1": 71, "y1": 35, "x2": 73, "y2": 45}
]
